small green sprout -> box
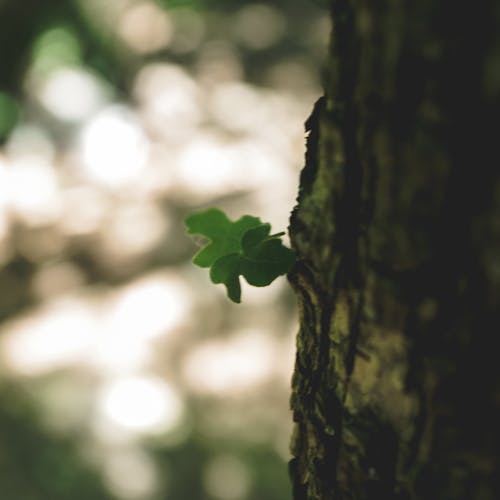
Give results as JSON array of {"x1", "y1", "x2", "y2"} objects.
[{"x1": 185, "y1": 208, "x2": 295, "y2": 303}]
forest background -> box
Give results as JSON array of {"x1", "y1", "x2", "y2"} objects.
[{"x1": 0, "y1": 0, "x2": 329, "y2": 499}]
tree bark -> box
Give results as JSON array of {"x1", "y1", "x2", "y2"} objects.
[{"x1": 288, "y1": 1, "x2": 500, "y2": 499}]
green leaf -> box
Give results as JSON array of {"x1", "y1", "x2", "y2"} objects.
[
  {"x1": 210, "y1": 254, "x2": 241, "y2": 302},
  {"x1": 185, "y1": 208, "x2": 261, "y2": 268},
  {"x1": 185, "y1": 208, "x2": 295, "y2": 303}
]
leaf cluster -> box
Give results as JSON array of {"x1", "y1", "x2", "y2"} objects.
[{"x1": 185, "y1": 208, "x2": 295, "y2": 302}]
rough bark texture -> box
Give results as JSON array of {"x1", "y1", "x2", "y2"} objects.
[{"x1": 288, "y1": 1, "x2": 500, "y2": 499}]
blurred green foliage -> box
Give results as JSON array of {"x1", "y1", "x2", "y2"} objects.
[
  {"x1": 0, "y1": 92, "x2": 18, "y2": 139},
  {"x1": 0, "y1": 383, "x2": 112, "y2": 500}
]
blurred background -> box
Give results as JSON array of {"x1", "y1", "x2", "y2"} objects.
[{"x1": 0, "y1": 0, "x2": 328, "y2": 498}]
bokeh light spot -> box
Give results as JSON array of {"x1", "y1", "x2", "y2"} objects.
[
  {"x1": 203, "y1": 454, "x2": 251, "y2": 500},
  {"x1": 99, "y1": 201, "x2": 169, "y2": 258},
  {"x1": 31, "y1": 26, "x2": 81, "y2": 75},
  {"x1": 169, "y1": 8, "x2": 205, "y2": 54},
  {"x1": 134, "y1": 63, "x2": 202, "y2": 143},
  {"x1": 97, "y1": 376, "x2": 184, "y2": 435},
  {"x1": 118, "y1": 1, "x2": 173, "y2": 54},
  {"x1": 0, "y1": 298, "x2": 96, "y2": 375},
  {"x1": 232, "y1": 4, "x2": 286, "y2": 50},
  {"x1": 6, "y1": 158, "x2": 62, "y2": 226},
  {"x1": 182, "y1": 330, "x2": 276, "y2": 396},
  {"x1": 32, "y1": 261, "x2": 86, "y2": 300},
  {"x1": 37, "y1": 67, "x2": 109, "y2": 122},
  {"x1": 6, "y1": 123, "x2": 55, "y2": 163},
  {"x1": 106, "y1": 272, "x2": 190, "y2": 341},
  {"x1": 103, "y1": 448, "x2": 160, "y2": 500},
  {"x1": 79, "y1": 105, "x2": 149, "y2": 188}
]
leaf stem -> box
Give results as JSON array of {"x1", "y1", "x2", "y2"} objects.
[{"x1": 267, "y1": 232, "x2": 285, "y2": 239}]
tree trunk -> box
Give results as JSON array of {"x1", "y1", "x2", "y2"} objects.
[{"x1": 288, "y1": 1, "x2": 500, "y2": 499}]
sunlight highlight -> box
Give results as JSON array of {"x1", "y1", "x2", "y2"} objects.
[
  {"x1": 79, "y1": 105, "x2": 149, "y2": 188},
  {"x1": 134, "y1": 63, "x2": 202, "y2": 143},
  {"x1": 182, "y1": 330, "x2": 276, "y2": 396},
  {"x1": 38, "y1": 67, "x2": 108, "y2": 122},
  {"x1": 90, "y1": 272, "x2": 190, "y2": 374},
  {"x1": 59, "y1": 185, "x2": 110, "y2": 235},
  {"x1": 103, "y1": 448, "x2": 160, "y2": 500},
  {"x1": 6, "y1": 158, "x2": 62, "y2": 226},
  {"x1": 98, "y1": 201, "x2": 169, "y2": 258},
  {"x1": 209, "y1": 82, "x2": 266, "y2": 132},
  {"x1": 107, "y1": 272, "x2": 189, "y2": 340},
  {"x1": 118, "y1": 1, "x2": 173, "y2": 54},
  {"x1": 97, "y1": 376, "x2": 184, "y2": 435},
  {"x1": 6, "y1": 124, "x2": 55, "y2": 163},
  {"x1": 0, "y1": 298, "x2": 95, "y2": 375},
  {"x1": 174, "y1": 132, "x2": 290, "y2": 202}
]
